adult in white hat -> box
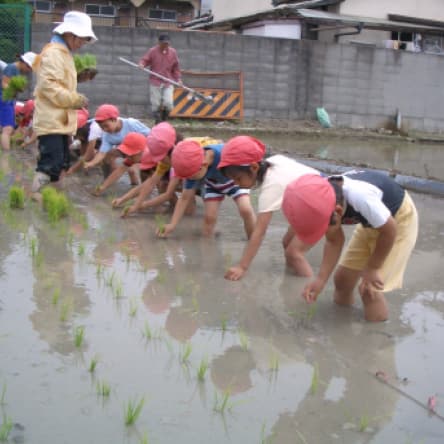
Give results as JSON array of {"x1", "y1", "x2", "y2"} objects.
[
  {"x1": 0, "y1": 51, "x2": 36, "y2": 150},
  {"x1": 31, "y1": 11, "x2": 97, "y2": 194}
]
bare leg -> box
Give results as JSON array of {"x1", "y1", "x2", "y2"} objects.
[
  {"x1": 333, "y1": 265, "x2": 360, "y2": 306},
  {"x1": 1, "y1": 126, "x2": 14, "y2": 150},
  {"x1": 358, "y1": 281, "x2": 389, "y2": 322},
  {"x1": 202, "y1": 199, "x2": 221, "y2": 237},
  {"x1": 283, "y1": 227, "x2": 313, "y2": 277}
]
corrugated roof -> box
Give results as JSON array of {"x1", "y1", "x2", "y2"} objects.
[{"x1": 297, "y1": 9, "x2": 444, "y2": 33}]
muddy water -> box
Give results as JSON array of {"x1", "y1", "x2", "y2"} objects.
[{"x1": 0, "y1": 144, "x2": 444, "y2": 444}]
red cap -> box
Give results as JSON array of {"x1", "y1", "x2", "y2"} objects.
[
  {"x1": 77, "y1": 108, "x2": 89, "y2": 129},
  {"x1": 95, "y1": 104, "x2": 119, "y2": 122},
  {"x1": 15, "y1": 102, "x2": 25, "y2": 115},
  {"x1": 117, "y1": 132, "x2": 147, "y2": 156},
  {"x1": 23, "y1": 99, "x2": 34, "y2": 117},
  {"x1": 147, "y1": 122, "x2": 176, "y2": 162},
  {"x1": 218, "y1": 136, "x2": 266, "y2": 168},
  {"x1": 171, "y1": 140, "x2": 203, "y2": 179},
  {"x1": 282, "y1": 174, "x2": 336, "y2": 245}
]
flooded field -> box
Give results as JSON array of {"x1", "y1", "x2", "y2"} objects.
[{"x1": 1, "y1": 139, "x2": 444, "y2": 444}]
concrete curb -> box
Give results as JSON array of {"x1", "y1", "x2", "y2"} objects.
[{"x1": 300, "y1": 158, "x2": 444, "y2": 197}]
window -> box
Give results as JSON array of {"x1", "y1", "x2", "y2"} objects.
[
  {"x1": 85, "y1": 4, "x2": 116, "y2": 17},
  {"x1": 391, "y1": 31, "x2": 413, "y2": 42},
  {"x1": 28, "y1": 0, "x2": 52, "y2": 13},
  {"x1": 149, "y1": 9, "x2": 176, "y2": 21}
]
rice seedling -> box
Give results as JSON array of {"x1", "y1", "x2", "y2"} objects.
[
  {"x1": 213, "y1": 389, "x2": 232, "y2": 414},
  {"x1": 139, "y1": 432, "x2": 150, "y2": 444},
  {"x1": 8, "y1": 185, "x2": 25, "y2": 209},
  {"x1": 41, "y1": 187, "x2": 71, "y2": 223},
  {"x1": 197, "y1": 357, "x2": 209, "y2": 382},
  {"x1": 51, "y1": 287, "x2": 61, "y2": 305},
  {"x1": 129, "y1": 299, "x2": 138, "y2": 317},
  {"x1": 96, "y1": 263, "x2": 103, "y2": 278},
  {"x1": 295, "y1": 429, "x2": 308, "y2": 444},
  {"x1": 124, "y1": 397, "x2": 145, "y2": 426},
  {"x1": 2, "y1": 75, "x2": 27, "y2": 100},
  {"x1": 29, "y1": 236, "x2": 38, "y2": 258},
  {"x1": 34, "y1": 251, "x2": 44, "y2": 268},
  {"x1": 96, "y1": 380, "x2": 111, "y2": 397},
  {"x1": 88, "y1": 355, "x2": 99, "y2": 373},
  {"x1": 105, "y1": 271, "x2": 116, "y2": 288},
  {"x1": 74, "y1": 326, "x2": 85, "y2": 348},
  {"x1": 142, "y1": 321, "x2": 153, "y2": 340},
  {"x1": 180, "y1": 342, "x2": 192, "y2": 364},
  {"x1": 77, "y1": 242, "x2": 86, "y2": 257},
  {"x1": 221, "y1": 316, "x2": 227, "y2": 332},
  {"x1": 175, "y1": 282, "x2": 185, "y2": 296},
  {"x1": 310, "y1": 363, "x2": 319, "y2": 395},
  {"x1": 306, "y1": 303, "x2": 317, "y2": 321},
  {"x1": 154, "y1": 214, "x2": 166, "y2": 234},
  {"x1": 60, "y1": 300, "x2": 72, "y2": 322},
  {"x1": 358, "y1": 414, "x2": 369, "y2": 432},
  {"x1": 156, "y1": 270, "x2": 165, "y2": 284},
  {"x1": 269, "y1": 353, "x2": 279, "y2": 372},
  {"x1": 66, "y1": 231, "x2": 74, "y2": 247},
  {"x1": 113, "y1": 278, "x2": 123, "y2": 299},
  {"x1": 0, "y1": 415, "x2": 13, "y2": 442},
  {"x1": 260, "y1": 422, "x2": 274, "y2": 444},
  {"x1": 238, "y1": 329, "x2": 250, "y2": 351},
  {"x1": 0, "y1": 383, "x2": 6, "y2": 405},
  {"x1": 191, "y1": 296, "x2": 199, "y2": 314}
]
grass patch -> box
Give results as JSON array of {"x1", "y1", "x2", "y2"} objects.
[{"x1": 8, "y1": 185, "x2": 25, "y2": 209}]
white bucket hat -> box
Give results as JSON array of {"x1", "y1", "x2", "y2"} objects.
[
  {"x1": 20, "y1": 51, "x2": 37, "y2": 68},
  {"x1": 53, "y1": 11, "x2": 97, "y2": 42}
]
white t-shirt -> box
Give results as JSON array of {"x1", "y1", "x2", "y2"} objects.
[
  {"x1": 341, "y1": 175, "x2": 391, "y2": 228},
  {"x1": 88, "y1": 120, "x2": 102, "y2": 142},
  {"x1": 258, "y1": 154, "x2": 320, "y2": 213}
]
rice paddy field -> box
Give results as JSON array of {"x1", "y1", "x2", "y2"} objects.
[{"x1": 0, "y1": 142, "x2": 444, "y2": 444}]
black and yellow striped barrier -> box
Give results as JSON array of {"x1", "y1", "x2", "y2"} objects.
[{"x1": 171, "y1": 88, "x2": 243, "y2": 120}]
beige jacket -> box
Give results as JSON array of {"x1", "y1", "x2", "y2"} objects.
[{"x1": 33, "y1": 43, "x2": 84, "y2": 136}]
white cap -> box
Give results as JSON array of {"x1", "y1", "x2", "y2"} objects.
[
  {"x1": 20, "y1": 51, "x2": 37, "y2": 68},
  {"x1": 53, "y1": 11, "x2": 97, "y2": 42}
]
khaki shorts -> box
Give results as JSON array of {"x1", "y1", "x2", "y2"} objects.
[
  {"x1": 339, "y1": 192, "x2": 418, "y2": 292},
  {"x1": 150, "y1": 84, "x2": 174, "y2": 112}
]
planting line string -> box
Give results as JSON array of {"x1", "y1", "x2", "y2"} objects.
[{"x1": 370, "y1": 370, "x2": 444, "y2": 423}]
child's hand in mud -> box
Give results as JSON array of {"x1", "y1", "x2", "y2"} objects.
[
  {"x1": 156, "y1": 223, "x2": 174, "y2": 238},
  {"x1": 224, "y1": 265, "x2": 246, "y2": 281},
  {"x1": 121, "y1": 204, "x2": 137, "y2": 218},
  {"x1": 111, "y1": 197, "x2": 123, "y2": 208},
  {"x1": 302, "y1": 278, "x2": 325, "y2": 303}
]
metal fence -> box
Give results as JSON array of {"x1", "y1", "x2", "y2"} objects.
[{"x1": 0, "y1": 3, "x2": 32, "y2": 63}]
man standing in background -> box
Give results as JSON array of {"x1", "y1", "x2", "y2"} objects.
[{"x1": 139, "y1": 34, "x2": 182, "y2": 124}]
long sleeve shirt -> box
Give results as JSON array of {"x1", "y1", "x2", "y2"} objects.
[{"x1": 139, "y1": 45, "x2": 181, "y2": 86}]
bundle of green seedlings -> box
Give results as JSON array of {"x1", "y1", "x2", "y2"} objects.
[
  {"x1": 74, "y1": 53, "x2": 98, "y2": 82},
  {"x1": 41, "y1": 187, "x2": 71, "y2": 223},
  {"x1": 2, "y1": 76, "x2": 28, "y2": 100},
  {"x1": 8, "y1": 185, "x2": 25, "y2": 209}
]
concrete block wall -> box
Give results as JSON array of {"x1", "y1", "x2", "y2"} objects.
[{"x1": 31, "y1": 24, "x2": 444, "y2": 132}]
